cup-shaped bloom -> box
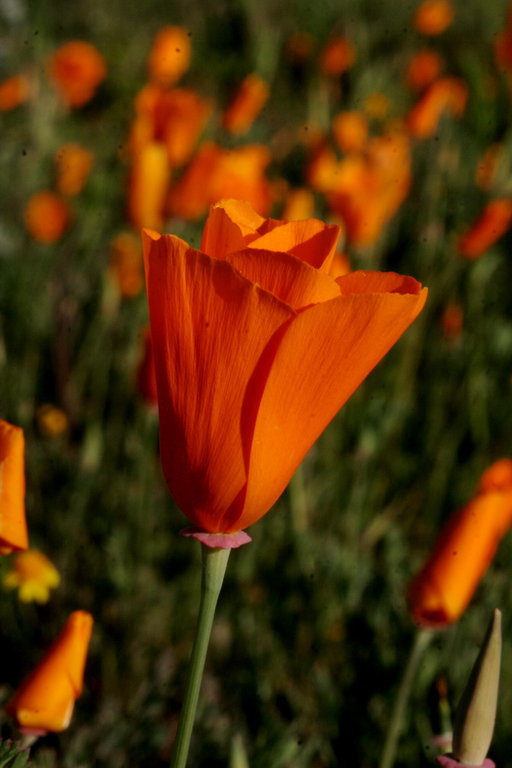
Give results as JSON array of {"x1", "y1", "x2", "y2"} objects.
[
  {"x1": 0, "y1": 420, "x2": 28, "y2": 555},
  {"x1": 144, "y1": 199, "x2": 427, "y2": 535},
  {"x1": 5, "y1": 611, "x2": 93, "y2": 734},
  {"x1": 408, "y1": 463, "x2": 512, "y2": 627}
]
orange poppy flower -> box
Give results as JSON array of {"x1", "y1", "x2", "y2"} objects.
[
  {"x1": 128, "y1": 141, "x2": 170, "y2": 231},
  {"x1": 168, "y1": 143, "x2": 271, "y2": 220},
  {"x1": 408, "y1": 460, "x2": 512, "y2": 627},
  {"x1": 281, "y1": 188, "x2": 316, "y2": 221},
  {"x1": 413, "y1": 0, "x2": 454, "y2": 36},
  {"x1": 222, "y1": 74, "x2": 269, "y2": 136},
  {"x1": 5, "y1": 611, "x2": 93, "y2": 734},
  {"x1": 55, "y1": 143, "x2": 93, "y2": 197},
  {"x1": 405, "y1": 49, "x2": 443, "y2": 91},
  {"x1": 143, "y1": 199, "x2": 427, "y2": 540},
  {"x1": 440, "y1": 302, "x2": 463, "y2": 341},
  {"x1": 0, "y1": 74, "x2": 31, "y2": 111},
  {"x1": 129, "y1": 84, "x2": 211, "y2": 168},
  {"x1": 475, "y1": 144, "x2": 504, "y2": 191},
  {"x1": 148, "y1": 26, "x2": 191, "y2": 86},
  {"x1": 0, "y1": 420, "x2": 28, "y2": 555},
  {"x1": 406, "y1": 77, "x2": 467, "y2": 138},
  {"x1": 108, "y1": 232, "x2": 144, "y2": 298},
  {"x1": 332, "y1": 111, "x2": 368, "y2": 154},
  {"x1": 319, "y1": 35, "x2": 356, "y2": 76},
  {"x1": 47, "y1": 41, "x2": 106, "y2": 108},
  {"x1": 24, "y1": 191, "x2": 71, "y2": 244},
  {"x1": 458, "y1": 199, "x2": 512, "y2": 259},
  {"x1": 312, "y1": 129, "x2": 412, "y2": 247}
]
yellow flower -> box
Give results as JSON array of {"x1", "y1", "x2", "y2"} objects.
[{"x1": 4, "y1": 550, "x2": 60, "y2": 603}]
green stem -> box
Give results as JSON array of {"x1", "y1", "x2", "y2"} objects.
[
  {"x1": 170, "y1": 546, "x2": 231, "y2": 768},
  {"x1": 379, "y1": 627, "x2": 433, "y2": 768}
]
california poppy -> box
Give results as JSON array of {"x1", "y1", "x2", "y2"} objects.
[
  {"x1": 222, "y1": 74, "x2": 269, "y2": 136},
  {"x1": 24, "y1": 191, "x2": 71, "y2": 244},
  {"x1": 0, "y1": 420, "x2": 28, "y2": 554},
  {"x1": 55, "y1": 143, "x2": 93, "y2": 197},
  {"x1": 5, "y1": 611, "x2": 93, "y2": 734},
  {"x1": 47, "y1": 41, "x2": 106, "y2": 108},
  {"x1": 408, "y1": 460, "x2": 512, "y2": 628},
  {"x1": 143, "y1": 199, "x2": 427, "y2": 538},
  {"x1": 128, "y1": 141, "x2": 170, "y2": 230},
  {"x1": 406, "y1": 76, "x2": 467, "y2": 139},
  {"x1": 0, "y1": 74, "x2": 30, "y2": 111},
  {"x1": 413, "y1": 0, "x2": 454, "y2": 36},
  {"x1": 405, "y1": 50, "x2": 443, "y2": 91},
  {"x1": 167, "y1": 143, "x2": 271, "y2": 220},
  {"x1": 458, "y1": 199, "x2": 512, "y2": 259},
  {"x1": 147, "y1": 26, "x2": 191, "y2": 87},
  {"x1": 129, "y1": 84, "x2": 211, "y2": 168},
  {"x1": 319, "y1": 35, "x2": 356, "y2": 76}
]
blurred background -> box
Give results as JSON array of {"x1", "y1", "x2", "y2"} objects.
[{"x1": 1, "y1": 0, "x2": 512, "y2": 765}]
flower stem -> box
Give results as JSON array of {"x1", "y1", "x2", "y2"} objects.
[
  {"x1": 170, "y1": 545, "x2": 231, "y2": 768},
  {"x1": 379, "y1": 627, "x2": 433, "y2": 768}
]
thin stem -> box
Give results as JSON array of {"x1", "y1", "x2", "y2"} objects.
[
  {"x1": 379, "y1": 627, "x2": 433, "y2": 768},
  {"x1": 170, "y1": 546, "x2": 231, "y2": 768}
]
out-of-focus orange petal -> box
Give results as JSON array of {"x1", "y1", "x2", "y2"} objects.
[
  {"x1": 406, "y1": 77, "x2": 467, "y2": 139},
  {"x1": 281, "y1": 188, "x2": 316, "y2": 221},
  {"x1": 233, "y1": 273, "x2": 427, "y2": 530},
  {"x1": 405, "y1": 49, "x2": 443, "y2": 91},
  {"x1": 332, "y1": 111, "x2": 368, "y2": 154},
  {"x1": 24, "y1": 191, "x2": 70, "y2": 244},
  {"x1": 413, "y1": 0, "x2": 454, "y2": 36},
  {"x1": 5, "y1": 611, "x2": 93, "y2": 733},
  {"x1": 55, "y1": 143, "x2": 93, "y2": 197},
  {"x1": 479, "y1": 459, "x2": 512, "y2": 493},
  {"x1": 128, "y1": 142, "x2": 170, "y2": 230},
  {"x1": 143, "y1": 230, "x2": 295, "y2": 532},
  {"x1": 319, "y1": 35, "x2": 356, "y2": 76},
  {"x1": 226, "y1": 248, "x2": 341, "y2": 310},
  {"x1": 47, "y1": 41, "x2": 106, "y2": 108},
  {"x1": 223, "y1": 74, "x2": 269, "y2": 136},
  {"x1": 148, "y1": 26, "x2": 191, "y2": 86},
  {"x1": 0, "y1": 420, "x2": 28, "y2": 555},
  {"x1": 457, "y1": 199, "x2": 512, "y2": 259},
  {"x1": 408, "y1": 491, "x2": 512, "y2": 627},
  {"x1": 0, "y1": 74, "x2": 31, "y2": 111}
]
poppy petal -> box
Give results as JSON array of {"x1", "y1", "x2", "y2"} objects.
[
  {"x1": 201, "y1": 199, "x2": 266, "y2": 258},
  {"x1": 226, "y1": 248, "x2": 341, "y2": 310},
  {"x1": 0, "y1": 420, "x2": 28, "y2": 554},
  {"x1": 248, "y1": 219, "x2": 340, "y2": 271},
  {"x1": 231, "y1": 277, "x2": 427, "y2": 530},
  {"x1": 143, "y1": 230, "x2": 295, "y2": 532}
]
